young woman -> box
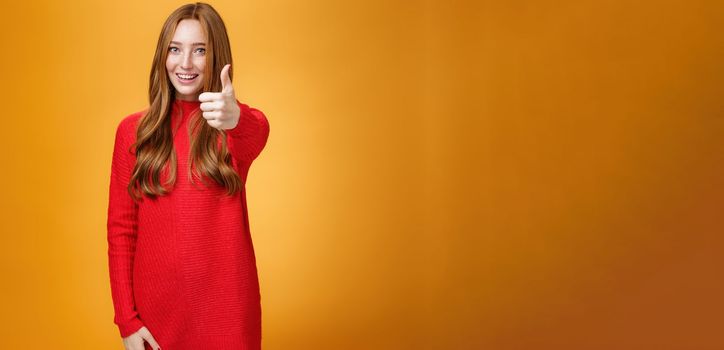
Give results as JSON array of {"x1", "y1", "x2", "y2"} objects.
[{"x1": 107, "y1": 3, "x2": 269, "y2": 349}]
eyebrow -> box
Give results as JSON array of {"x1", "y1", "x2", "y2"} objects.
[{"x1": 170, "y1": 41, "x2": 206, "y2": 46}]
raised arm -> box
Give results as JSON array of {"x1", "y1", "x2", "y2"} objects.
[
  {"x1": 197, "y1": 64, "x2": 270, "y2": 166},
  {"x1": 106, "y1": 117, "x2": 145, "y2": 337},
  {"x1": 225, "y1": 100, "x2": 270, "y2": 165}
]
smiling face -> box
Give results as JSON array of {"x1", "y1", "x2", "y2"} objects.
[{"x1": 166, "y1": 19, "x2": 207, "y2": 101}]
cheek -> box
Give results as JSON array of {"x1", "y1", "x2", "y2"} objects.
[
  {"x1": 195, "y1": 57, "x2": 206, "y2": 70},
  {"x1": 166, "y1": 54, "x2": 180, "y2": 69}
]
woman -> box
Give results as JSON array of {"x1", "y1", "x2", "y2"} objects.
[{"x1": 106, "y1": 3, "x2": 270, "y2": 349}]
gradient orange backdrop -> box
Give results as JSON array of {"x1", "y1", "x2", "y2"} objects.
[{"x1": 0, "y1": 1, "x2": 722, "y2": 349}]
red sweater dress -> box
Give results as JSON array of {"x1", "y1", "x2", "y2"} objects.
[{"x1": 107, "y1": 98, "x2": 270, "y2": 349}]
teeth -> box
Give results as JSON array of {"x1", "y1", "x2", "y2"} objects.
[{"x1": 177, "y1": 73, "x2": 198, "y2": 79}]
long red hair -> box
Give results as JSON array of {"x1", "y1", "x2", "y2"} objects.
[{"x1": 128, "y1": 2, "x2": 241, "y2": 201}]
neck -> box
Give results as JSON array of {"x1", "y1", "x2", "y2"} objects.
[{"x1": 175, "y1": 92, "x2": 200, "y2": 102}]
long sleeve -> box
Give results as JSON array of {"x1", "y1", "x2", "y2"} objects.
[
  {"x1": 106, "y1": 104, "x2": 265, "y2": 348},
  {"x1": 106, "y1": 118, "x2": 144, "y2": 338},
  {"x1": 226, "y1": 100, "x2": 270, "y2": 165}
]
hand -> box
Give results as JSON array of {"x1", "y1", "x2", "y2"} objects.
[
  {"x1": 122, "y1": 326, "x2": 161, "y2": 350},
  {"x1": 199, "y1": 63, "x2": 241, "y2": 131}
]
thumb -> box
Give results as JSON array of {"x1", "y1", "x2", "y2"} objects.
[
  {"x1": 143, "y1": 332, "x2": 162, "y2": 350},
  {"x1": 220, "y1": 63, "x2": 233, "y2": 93}
]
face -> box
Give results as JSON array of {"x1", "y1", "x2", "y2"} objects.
[{"x1": 166, "y1": 19, "x2": 207, "y2": 101}]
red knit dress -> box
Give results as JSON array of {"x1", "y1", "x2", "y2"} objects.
[{"x1": 107, "y1": 98, "x2": 270, "y2": 349}]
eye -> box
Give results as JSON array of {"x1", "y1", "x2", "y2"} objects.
[
  {"x1": 168, "y1": 46, "x2": 179, "y2": 53},
  {"x1": 195, "y1": 48, "x2": 206, "y2": 54}
]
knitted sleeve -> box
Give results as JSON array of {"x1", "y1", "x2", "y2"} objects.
[
  {"x1": 225, "y1": 100, "x2": 270, "y2": 165},
  {"x1": 106, "y1": 117, "x2": 145, "y2": 338}
]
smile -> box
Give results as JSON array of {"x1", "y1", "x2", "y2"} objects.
[{"x1": 176, "y1": 73, "x2": 199, "y2": 82}]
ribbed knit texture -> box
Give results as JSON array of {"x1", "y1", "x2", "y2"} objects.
[{"x1": 107, "y1": 98, "x2": 269, "y2": 349}]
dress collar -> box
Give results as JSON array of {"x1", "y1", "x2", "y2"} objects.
[
  {"x1": 172, "y1": 98, "x2": 201, "y2": 123},
  {"x1": 174, "y1": 98, "x2": 201, "y2": 110}
]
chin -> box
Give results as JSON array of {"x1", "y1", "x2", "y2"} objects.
[
  {"x1": 169, "y1": 77, "x2": 203, "y2": 96},
  {"x1": 174, "y1": 86, "x2": 201, "y2": 97}
]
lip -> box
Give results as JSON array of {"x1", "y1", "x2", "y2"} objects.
[{"x1": 176, "y1": 73, "x2": 199, "y2": 84}]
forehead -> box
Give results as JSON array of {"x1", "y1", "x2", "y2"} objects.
[{"x1": 171, "y1": 19, "x2": 206, "y2": 43}]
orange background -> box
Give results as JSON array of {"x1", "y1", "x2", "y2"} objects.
[{"x1": 0, "y1": 1, "x2": 722, "y2": 349}]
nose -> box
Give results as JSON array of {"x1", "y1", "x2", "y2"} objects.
[{"x1": 181, "y1": 50, "x2": 193, "y2": 69}]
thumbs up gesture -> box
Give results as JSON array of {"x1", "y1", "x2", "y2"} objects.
[{"x1": 199, "y1": 63, "x2": 241, "y2": 131}]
